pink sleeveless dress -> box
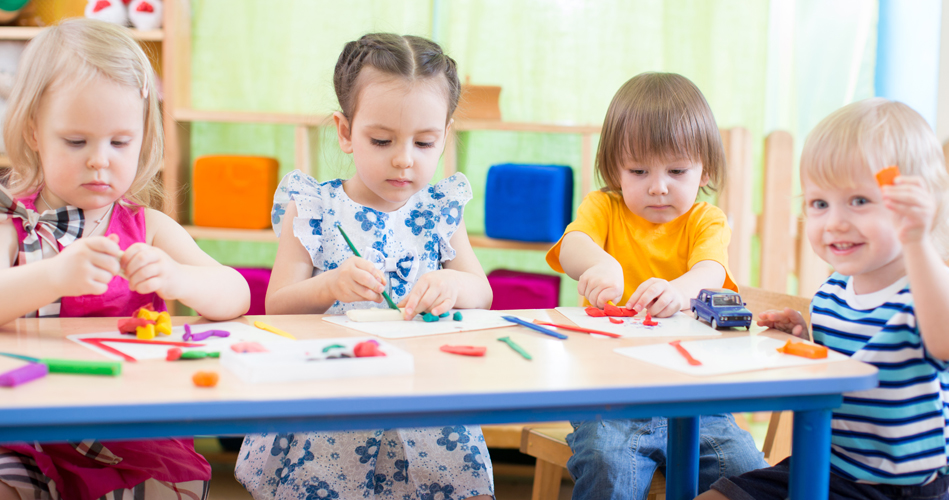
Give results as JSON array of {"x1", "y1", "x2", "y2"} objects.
[{"x1": 5, "y1": 193, "x2": 211, "y2": 500}]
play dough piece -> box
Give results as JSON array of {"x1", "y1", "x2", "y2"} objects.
[
  {"x1": 776, "y1": 340, "x2": 828, "y2": 359},
  {"x1": 439, "y1": 345, "x2": 487, "y2": 357},
  {"x1": 642, "y1": 313, "x2": 658, "y2": 326},
  {"x1": 230, "y1": 342, "x2": 268, "y2": 353},
  {"x1": 354, "y1": 340, "x2": 386, "y2": 357},
  {"x1": 345, "y1": 308, "x2": 405, "y2": 322},
  {"x1": 422, "y1": 312, "x2": 439, "y2": 322},
  {"x1": 192, "y1": 371, "x2": 219, "y2": 387},
  {"x1": 876, "y1": 165, "x2": 900, "y2": 187},
  {"x1": 453, "y1": 312, "x2": 463, "y2": 321},
  {"x1": 608, "y1": 317, "x2": 623, "y2": 324},
  {"x1": 585, "y1": 307, "x2": 606, "y2": 317}
]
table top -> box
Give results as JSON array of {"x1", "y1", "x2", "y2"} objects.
[{"x1": 0, "y1": 311, "x2": 878, "y2": 442}]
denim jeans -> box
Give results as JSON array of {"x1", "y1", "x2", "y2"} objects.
[{"x1": 566, "y1": 414, "x2": 768, "y2": 500}]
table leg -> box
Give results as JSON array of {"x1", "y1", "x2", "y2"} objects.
[
  {"x1": 667, "y1": 416, "x2": 700, "y2": 500},
  {"x1": 789, "y1": 408, "x2": 832, "y2": 500}
]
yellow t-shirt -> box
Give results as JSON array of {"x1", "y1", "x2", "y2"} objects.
[{"x1": 546, "y1": 190, "x2": 737, "y2": 305}]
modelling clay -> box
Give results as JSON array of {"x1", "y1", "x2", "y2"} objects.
[
  {"x1": 230, "y1": 342, "x2": 268, "y2": 353},
  {"x1": 183, "y1": 329, "x2": 230, "y2": 342},
  {"x1": 179, "y1": 350, "x2": 220, "y2": 360},
  {"x1": 0, "y1": 363, "x2": 48, "y2": 387},
  {"x1": 132, "y1": 306, "x2": 171, "y2": 339},
  {"x1": 354, "y1": 340, "x2": 386, "y2": 357},
  {"x1": 584, "y1": 307, "x2": 606, "y2": 317},
  {"x1": 439, "y1": 312, "x2": 450, "y2": 318},
  {"x1": 191, "y1": 371, "x2": 219, "y2": 387},
  {"x1": 608, "y1": 317, "x2": 623, "y2": 324},
  {"x1": 439, "y1": 345, "x2": 487, "y2": 356},
  {"x1": 453, "y1": 311, "x2": 463, "y2": 321},
  {"x1": 776, "y1": 340, "x2": 828, "y2": 359},
  {"x1": 321, "y1": 344, "x2": 345, "y2": 353},
  {"x1": 118, "y1": 317, "x2": 153, "y2": 334},
  {"x1": 642, "y1": 313, "x2": 658, "y2": 326},
  {"x1": 136, "y1": 323, "x2": 155, "y2": 340},
  {"x1": 345, "y1": 308, "x2": 405, "y2": 322},
  {"x1": 875, "y1": 165, "x2": 899, "y2": 187},
  {"x1": 166, "y1": 347, "x2": 182, "y2": 361},
  {"x1": 422, "y1": 312, "x2": 439, "y2": 322}
]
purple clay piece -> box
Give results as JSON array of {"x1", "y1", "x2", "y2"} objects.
[
  {"x1": 182, "y1": 324, "x2": 193, "y2": 341},
  {"x1": 0, "y1": 363, "x2": 49, "y2": 387},
  {"x1": 189, "y1": 329, "x2": 230, "y2": 341}
]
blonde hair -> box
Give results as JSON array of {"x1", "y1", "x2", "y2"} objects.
[
  {"x1": 801, "y1": 98, "x2": 949, "y2": 258},
  {"x1": 3, "y1": 18, "x2": 163, "y2": 208},
  {"x1": 596, "y1": 72, "x2": 725, "y2": 194}
]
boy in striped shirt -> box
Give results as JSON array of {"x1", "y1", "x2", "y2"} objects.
[{"x1": 698, "y1": 98, "x2": 949, "y2": 500}]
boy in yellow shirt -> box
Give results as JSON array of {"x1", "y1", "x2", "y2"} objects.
[{"x1": 547, "y1": 73, "x2": 766, "y2": 499}]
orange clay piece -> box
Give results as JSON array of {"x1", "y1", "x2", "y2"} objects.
[
  {"x1": 192, "y1": 371, "x2": 219, "y2": 388},
  {"x1": 608, "y1": 317, "x2": 623, "y2": 324},
  {"x1": 585, "y1": 306, "x2": 606, "y2": 317},
  {"x1": 604, "y1": 304, "x2": 625, "y2": 317},
  {"x1": 642, "y1": 313, "x2": 658, "y2": 326},
  {"x1": 776, "y1": 340, "x2": 828, "y2": 359},
  {"x1": 875, "y1": 165, "x2": 899, "y2": 187}
]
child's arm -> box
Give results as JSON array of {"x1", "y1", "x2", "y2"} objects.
[
  {"x1": 558, "y1": 231, "x2": 625, "y2": 308},
  {"x1": 265, "y1": 201, "x2": 388, "y2": 315},
  {"x1": 399, "y1": 220, "x2": 492, "y2": 318},
  {"x1": 884, "y1": 177, "x2": 949, "y2": 359},
  {"x1": 0, "y1": 221, "x2": 123, "y2": 325},
  {"x1": 626, "y1": 260, "x2": 727, "y2": 318},
  {"x1": 121, "y1": 209, "x2": 250, "y2": 321}
]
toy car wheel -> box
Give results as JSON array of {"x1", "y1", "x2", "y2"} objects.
[
  {"x1": 691, "y1": 308, "x2": 698, "y2": 319},
  {"x1": 711, "y1": 318, "x2": 718, "y2": 329}
]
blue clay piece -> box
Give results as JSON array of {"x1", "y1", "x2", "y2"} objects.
[
  {"x1": 422, "y1": 312, "x2": 439, "y2": 322},
  {"x1": 439, "y1": 312, "x2": 450, "y2": 318},
  {"x1": 453, "y1": 311, "x2": 463, "y2": 321}
]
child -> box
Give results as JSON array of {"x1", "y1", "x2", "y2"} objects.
[
  {"x1": 0, "y1": 19, "x2": 250, "y2": 499},
  {"x1": 234, "y1": 33, "x2": 494, "y2": 499},
  {"x1": 546, "y1": 72, "x2": 768, "y2": 499},
  {"x1": 699, "y1": 99, "x2": 949, "y2": 500}
]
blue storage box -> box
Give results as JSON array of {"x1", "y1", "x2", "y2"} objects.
[{"x1": 484, "y1": 163, "x2": 573, "y2": 242}]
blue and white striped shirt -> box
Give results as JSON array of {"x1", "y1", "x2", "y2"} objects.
[{"x1": 812, "y1": 273, "x2": 949, "y2": 485}]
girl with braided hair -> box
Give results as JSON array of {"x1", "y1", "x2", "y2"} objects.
[{"x1": 235, "y1": 33, "x2": 494, "y2": 500}]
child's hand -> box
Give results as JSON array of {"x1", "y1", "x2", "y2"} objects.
[
  {"x1": 121, "y1": 243, "x2": 185, "y2": 299},
  {"x1": 757, "y1": 308, "x2": 808, "y2": 339},
  {"x1": 625, "y1": 278, "x2": 688, "y2": 318},
  {"x1": 882, "y1": 176, "x2": 935, "y2": 246},
  {"x1": 577, "y1": 261, "x2": 624, "y2": 308},
  {"x1": 327, "y1": 256, "x2": 386, "y2": 304},
  {"x1": 399, "y1": 270, "x2": 458, "y2": 319},
  {"x1": 52, "y1": 234, "x2": 123, "y2": 296}
]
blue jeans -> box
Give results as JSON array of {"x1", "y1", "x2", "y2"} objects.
[{"x1": 566, "y1": 415, "x2": 768, "y2": 500}]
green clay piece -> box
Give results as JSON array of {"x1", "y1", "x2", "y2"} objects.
[
  {"x1": 439, "y1": 312, "x2": 450, "y2": 318},
  {"x1": 180, "y1": 350, "x2": 218, "y2": 360},
  {"x1": 453, "y1": 312, "x2": 463, "y2": 321},
  {"x1": 322, "y1": 344, "x2": 345, "y2": 353},
  {"x1": 422, "y1": 312, "x2": 439, "y2": 322}
]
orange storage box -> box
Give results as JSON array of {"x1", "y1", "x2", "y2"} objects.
[{"x1": 192, "y1": 155, "x2": 279, "y2": 229}]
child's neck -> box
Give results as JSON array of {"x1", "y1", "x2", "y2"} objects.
[
  {"x1": 36, "y1": 188, "x2": 115, "y2": 237},
  {"x1": 849, "y1": 255, "x2": 906, "y2": 295}
]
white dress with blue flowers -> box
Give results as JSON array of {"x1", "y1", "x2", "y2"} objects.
[{"x1": 234, "y1": 171, "x2": 494, "y2": 500}]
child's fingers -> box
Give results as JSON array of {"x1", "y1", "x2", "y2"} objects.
[
  {"x1": 650, "y1": 297, "x2": 680, "y2": 318},
  {"x1": 402, "y1": 284, "x2": 425, "y2": 318},
  {"x1": 119, "y1": 243, "x2": 146, "y2": 268},
  {"x1": 127, "y1": 262, "x2": 160, "y2": 290},
  {"x1": 351, "y1": 268, "x2": 386, "y2": 296},
  {"x1": 86, "y1": 236, "x2": 123, "y2": 258},
  {"x1": 429, "y1": 298, "x2": 453, "y2": 317},
  {"x1": 631, "y1": 281, "x2": 663, "y2": 313},
  {"x1": 645, "y1": 290, "x2": 675, "y2": 317},
  {"x1": 791, "y1": 324, "x2": 808, "y2": 339},
  {"x1": 353, "y1": 258, "x2": 386, "y2": 285},
  {"x1": 88, "y1": 250, "x2": 121, "y2": 276}
]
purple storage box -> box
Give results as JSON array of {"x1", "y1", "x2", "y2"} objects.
[
  {"x1": 488, "y1": 269, "x2": 561, "y2": 310},
  {"x1": 235, "y1": 267, "x2": 271, "y2": 315}
]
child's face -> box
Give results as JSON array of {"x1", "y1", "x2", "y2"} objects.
[
  {"x1": 335, "y1": 73, "x2": 450, "y2": 212},
  {"x1": 618, "y1": 158, "x2": 708, "y2": 224},
  {"x1": 803, "y1": 170, "x2": 905, "y2": 292},
  {"x1": 30, "y1": 75, "x2": 143, "y2": 215}
]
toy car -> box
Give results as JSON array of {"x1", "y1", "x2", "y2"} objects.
[{"x1": 690, "y1": 288, "x2": 753, "y2": 330}]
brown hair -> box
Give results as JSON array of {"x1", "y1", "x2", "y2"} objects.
[
  {"x1": 801, "y1": 98, "x2": 949, "y2": 259},
  {"x1": 333, "y1": 33, "x2": 460, "y2": 123},
  {"x1": 4, "y1": 18, "x2": 162, "y2": 207},
  {"x1": 596, "y1": 72, "x2": 725, "y2": 194}
]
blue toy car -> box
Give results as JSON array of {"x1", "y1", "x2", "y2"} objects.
[{"x1": 690, "y1": 288, "x2": 753, "y2": 330}]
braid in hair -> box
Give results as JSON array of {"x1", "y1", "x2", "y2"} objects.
[{"x1": 333, "y1": 33, "x2": 460, "y2": 123}]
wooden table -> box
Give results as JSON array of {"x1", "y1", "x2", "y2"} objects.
[{"x1": 0, "y1": 312, "x2": 877, "y2": 500}]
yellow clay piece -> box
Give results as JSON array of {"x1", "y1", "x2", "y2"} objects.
[
  {"x1": 155, "y1": 311, "x2": 172, "y2": 335},
  {"x1": 136, "y1": 323, "x2": 156, "y2": 340},
  {"x1": 136, "y1": 307, "x2": 159, "y2": 321}
]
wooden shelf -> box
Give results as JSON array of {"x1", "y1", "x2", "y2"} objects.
[
  {"x1": 0, "y1": 26, "x2": 163, "y2": 41},
  {"x1": 173, "y1": 108, "x2": 600, "y2": 135},
  {"x1": 185, "y1": 225, "x2": 276, "y2": 242},
  {"x1": 468, "y1": 235, "x2": 554, "y2": 251},
  {"x1": 184, "y1": 225, "x2": 555, "y2": 251}
]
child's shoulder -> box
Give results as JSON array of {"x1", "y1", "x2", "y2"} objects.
[
  {"x1": 425, "y1": 173, "x2": 472, "y2": 204},
  {"x1": 0, "y1": 218, "x2": 16, "y2": 267}
]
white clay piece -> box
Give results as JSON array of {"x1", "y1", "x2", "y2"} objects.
[{"x1": 346, "y1": 308, "x2": 406, "y2": 322}]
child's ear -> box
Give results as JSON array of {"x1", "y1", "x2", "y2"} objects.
[
  {"x1": 699, "y1": 170, "x2": 710, "y2": 187},
  {"x1": 24, "y1": 118, "x2": 38, "y2": 151},
  {"x1": 333, "y1": 111, "x2": 354, "y2": 154}
]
